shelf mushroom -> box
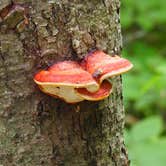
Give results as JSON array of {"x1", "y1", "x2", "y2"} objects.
[
  {"x1": 34, "y1": 61, "x2": 109, "y2": 103},
  {"x1": 76, "y1": 80, "x2": 112, "y2": 101},
  {"x1": 81, "y1": 50, "x2": 133, "y2": 83},
  {"x1": 34, "y1": 51, "x2": 133, "y2": 103}
]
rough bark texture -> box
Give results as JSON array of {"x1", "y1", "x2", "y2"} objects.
[{"x1": 0, "y1": 0, "x2": 129, "y2": 165}]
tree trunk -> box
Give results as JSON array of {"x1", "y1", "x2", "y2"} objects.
[{"x1": 0, "y1": 0, "x2": 129, "y2": 165}]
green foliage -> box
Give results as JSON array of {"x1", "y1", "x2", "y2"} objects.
[
  {"x1": 128, "y1": 116, "x2": 162, "y2": 142},
  {"x1": 123, "y1": 42, "x2": 166, "y2": 115},
  {"x1": 121, "y1": 0, "x2": 166, "y2": 30},
  {"x1": 121, "y1": 0, "x2": 166, "y2": 116},
  {"x1": 121, "y1": 0, "x2": 166, "y2": 165},
  {"x1": 125, "y1": 116, "x2": 166, "y2": 166}
]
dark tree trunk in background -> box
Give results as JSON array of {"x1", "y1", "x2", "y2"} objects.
[{"x1": 0, "y1": 0, "x2": 129, "y2": 165}]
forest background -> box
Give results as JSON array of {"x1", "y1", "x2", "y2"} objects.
[{"x1": 121, "y1": 0, "x2": 166, "y2": 165}]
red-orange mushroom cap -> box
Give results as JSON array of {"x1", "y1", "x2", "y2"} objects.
[
  {"x1": 34, "y1": 61, "x2": 99, "y2": 103},
  {"x1": 76, "y1": 80, "x2": 112, "y2": 101},
  {"x1": 34, "y1": 51, "x2": 133, "y2": 103},
  {"x1": 81, "y1": 50, "x2": 133, "y2": 83}
]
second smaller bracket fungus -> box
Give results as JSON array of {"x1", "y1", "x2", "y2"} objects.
[
  {"x1": 34, "y1": 61, "x2": 99, "y2": 103},
  {"x1": 76, "y1": 80, "x2": 112, "y2": 101},
  {"x1": 81, "y1": 50, "x2": 133, "y2": 83}
]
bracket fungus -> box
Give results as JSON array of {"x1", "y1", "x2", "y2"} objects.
[
  {"x1": 81, "y1": 50, "x2": 133, "y2": 83},
  {"x1": 76, "y1": 80, "x2": 112, "y2": 101},
  {"x1": 34, "y1": 61, "x2": 99, "y2": 103},
  {"x1": 34, "y1": 50, "x2": 133, "y2": 103}
]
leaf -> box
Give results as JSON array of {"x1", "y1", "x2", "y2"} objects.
[
  {"x1": 156, "y1": 64, "x2": 166, "y2": 75},
  {"x1": 129, "y1": 139, "x2": 166, "y2": 166},
  {"x1": 130, "y1": 116, "x2": 162, "y2": 142}
]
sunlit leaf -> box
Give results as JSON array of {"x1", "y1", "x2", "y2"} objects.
[{"x1": 130, "y1": 116, "x2": 162, "y2": 142}]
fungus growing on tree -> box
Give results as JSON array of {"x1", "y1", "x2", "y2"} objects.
[
  {"x1": 34, "y1": 51, "x2": 133, "y2": 103},
  {"x1": 81, "y1": 50, "x2": 133, "y2": 83},
  {"x1": 34, "y1": 61, "x2": 99, "y2": 103},
  {"x1": 76, "y1": 80, "x2": 112, "y2": 101}
]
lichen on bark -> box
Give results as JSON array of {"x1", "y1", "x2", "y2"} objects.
[{"x1": 0, "y1": 0, "x2": 129, "y2": 165}]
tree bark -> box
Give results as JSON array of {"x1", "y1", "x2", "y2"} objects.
[{"x1": 0, "y1": 0, "x2": 129, "y2": 165}]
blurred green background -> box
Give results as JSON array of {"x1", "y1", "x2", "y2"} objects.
[{"x1": 121, "y1": 0, "x2": 166, "y2": 165}]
